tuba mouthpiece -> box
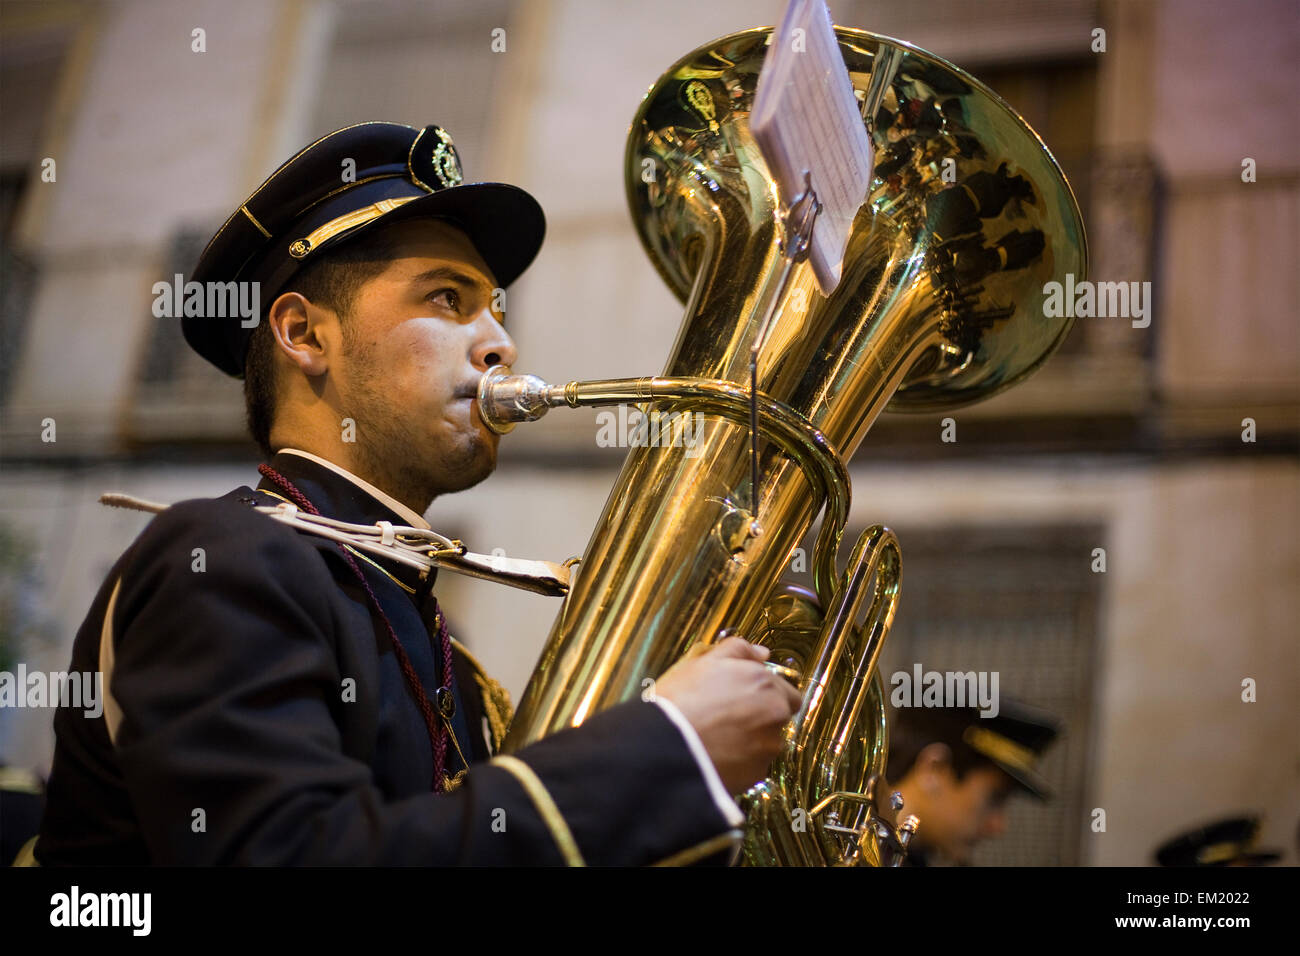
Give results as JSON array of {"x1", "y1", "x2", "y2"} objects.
[{"x1": 476, "y1": 364, "x2": 557, "y2": 434}]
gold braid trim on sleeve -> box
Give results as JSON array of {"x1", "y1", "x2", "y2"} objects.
[
  {"x1": 490, "y1": 755, "x2": 585, "y2": 866},
  {"x1": 450, "y1": 638, "x2": 514, "y2": 752},
  {"x1": 649, "y1": 829, "x2": 744, "y2": 866}
]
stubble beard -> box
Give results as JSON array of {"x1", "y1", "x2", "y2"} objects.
[{"x1": 341, "y1": 335, "x2": 494, "y2": 511}]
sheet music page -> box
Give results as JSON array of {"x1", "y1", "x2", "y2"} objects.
[{"x1": 751, "y1": 0, "x2": 874, "y2": 295}]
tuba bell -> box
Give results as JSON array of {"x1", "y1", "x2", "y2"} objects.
[{"x1": 480, "y1": 25, "x2": 1086, "y2": 865}]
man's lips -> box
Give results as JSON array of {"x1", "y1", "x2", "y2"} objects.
[{"x1": 457, "y1": 384, "x2": 493, "y2": 434}]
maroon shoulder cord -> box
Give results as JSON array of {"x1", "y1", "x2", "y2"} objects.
[{"x1": 257, "y1": 463, "x2": 453, "y2": 793}]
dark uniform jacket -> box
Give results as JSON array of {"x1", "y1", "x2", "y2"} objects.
[{"x1": 36, "y1": 451, "x2": 742, "y2": 865}]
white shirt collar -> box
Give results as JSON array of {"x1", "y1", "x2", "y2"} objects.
[{"x1": 275, "y1": 448, "x2": 431, "y2": 530}]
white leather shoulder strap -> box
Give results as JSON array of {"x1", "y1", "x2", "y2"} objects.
[{"x1": 98, "y1": 491, "x2": 576, "y2": 597}]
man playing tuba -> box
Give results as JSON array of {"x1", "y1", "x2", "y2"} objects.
[{"x1": 32, "y1": 123, "x2": 800, "y2": 867}]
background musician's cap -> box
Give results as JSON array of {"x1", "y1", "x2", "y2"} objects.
[
  {"x1": 957, "y1": 700, "x2": 1061, "y2": 800},
  {"x1": 887, "y1": 698, "x2": 1062, "y2": 800},
  {"x1": 1154, "y1": 815, "x2": 1283, "y2": 866},
  {"x1": 184, "y1": 121, "x2": 545, "y2": 377}
]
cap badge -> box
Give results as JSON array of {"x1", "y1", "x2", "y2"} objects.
[
  {"x1": 430, "y1": 128, "x2": 463, "y2": 188},
  {"x1": 410, "y1": 125, "x2": 464, "y2": 192}
]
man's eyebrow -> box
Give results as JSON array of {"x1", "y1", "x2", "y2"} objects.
[{"x1": 410, "y1": 266, "x2": 490, "y2": 288}]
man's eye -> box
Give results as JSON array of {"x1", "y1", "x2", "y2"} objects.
[{"x1": 429, "y1": 288, "x2": 460, "y2": 312}]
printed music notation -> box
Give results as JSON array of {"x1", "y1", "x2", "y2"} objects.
[{"x1": 751, "y1": 0, "x2": 874, "y2": 296}]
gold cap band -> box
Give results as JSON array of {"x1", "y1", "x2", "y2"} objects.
[
  {"x1": 289, "y1": 196, "x2": 420, "y2": 259},
  {"x1": 962, "y1": 725, "x2": 1038, "y2": 775}
]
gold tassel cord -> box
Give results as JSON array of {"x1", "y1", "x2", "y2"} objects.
[{"x1": 450, "y1": 638, "x2": 514, "y2": 752}]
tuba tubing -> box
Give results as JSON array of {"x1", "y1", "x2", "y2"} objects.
[{"x1": 489, "y1": 24, "x2": 1086, "y2": 866}]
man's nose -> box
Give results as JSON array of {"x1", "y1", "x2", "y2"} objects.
[{"x1": 471, "y1": 312, "x2": 517, "y2": 371}]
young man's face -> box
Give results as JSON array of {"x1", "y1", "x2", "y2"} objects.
[
  {"x1": 922, "y1": 763, "x2": 1015, "y2": 863},
  {"x1": 329, "y1": 218, "x2": 517, "y2": 499}
]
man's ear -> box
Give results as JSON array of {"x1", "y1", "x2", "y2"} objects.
[
  {"x1": 916, "y1": 742, "x2": 955, "y2": 793},
  {"x1": 266, "y1": 291, "x2": 336, "y2": 377}
]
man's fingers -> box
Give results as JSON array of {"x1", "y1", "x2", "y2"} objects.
[
  {"x1": 711, "y1": 636, "x2": 769, "y2": 660},
  {"x1": 779, "y1": 679, "x2": 803, "y2": 711}
]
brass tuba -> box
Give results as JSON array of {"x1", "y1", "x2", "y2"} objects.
[{"x1": 480, "y1": 25, "x2": 1086, "y2": 865}]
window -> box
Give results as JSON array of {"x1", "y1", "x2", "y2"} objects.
[{"x1": 876, "y1": 522, "x2": 1104, "y2": 865}]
